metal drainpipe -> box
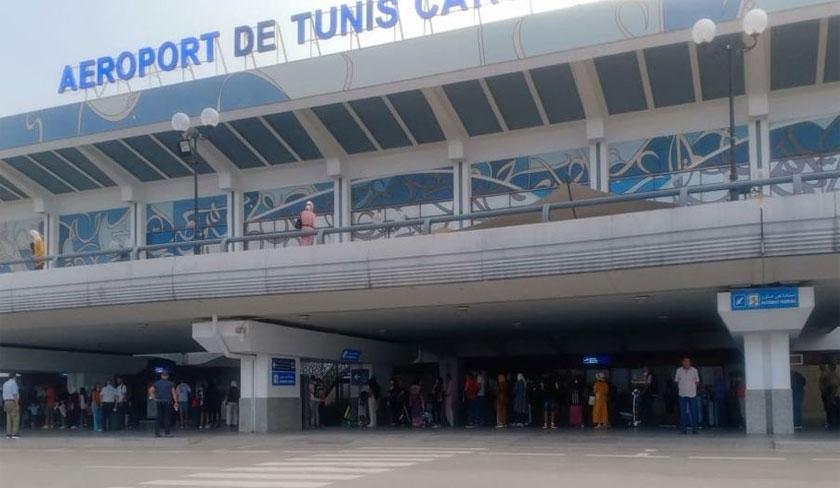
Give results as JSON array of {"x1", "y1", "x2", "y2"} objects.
[{"x1": 211, "y1": 315, "x2": 258, "y2": 433}]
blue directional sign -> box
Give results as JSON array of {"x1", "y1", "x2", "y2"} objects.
[
  {"x1": 271, "y1": 357, "x2": 296, "y2": 386},
  {"x1": 341, "y1": 349, "x2": 362, "y2": 362},
  {"x1": 731, "y1": 287, "x2": 799, "y2": 311},
  {"x1": 351, "y1": 369, "x2": 370, "y2": 386},
  {"x1": 582, "y1": 355, "x2": 611, "y2": 366}
]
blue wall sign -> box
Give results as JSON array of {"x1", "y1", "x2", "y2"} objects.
[
  {"x1": 271, "y1": 357, "x2": 296, "y2": 386},
  {"x1": 341, "y1": 349, "x2": 362, "y2": 362},
  {"x1": 731, "y1": 287, "x2": 799, "y2": 311}
]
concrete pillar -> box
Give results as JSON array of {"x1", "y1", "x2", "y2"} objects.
[
  {"x1": 46, "y1": 211, "x2": 59, "y2": 268},
  {"x1": 586, "y1": 119, "x2": 607, "y2": 193},
  {"x1": 227, "y1": 190, "x2": 244, "y2": 251},
  {"x1": 743, "y1": 332, "x2": 794, "y2": 435},
  {"x1": 238, "y1": 354, "x2": 301, "y2": 433},
  {"x1": 717, "y1": 287, "x2": 814, "y2": 435}
]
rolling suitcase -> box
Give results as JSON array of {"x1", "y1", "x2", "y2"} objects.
[{"x1": 569, "y1": 404, "x2": 583, "y2": 427}]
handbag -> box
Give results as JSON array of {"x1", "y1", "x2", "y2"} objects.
[
  {"x1": 588, "y1": 395, "x2": 596, "y2": 406},
  {"x1": 294, "y1": 218, "x2": 303, "y2": 230}
]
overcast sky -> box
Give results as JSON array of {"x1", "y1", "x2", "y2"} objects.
[{"x1": 0, "y1": 0, "x2": 598, "y2": 118}]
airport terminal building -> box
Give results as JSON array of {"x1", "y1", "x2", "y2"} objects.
[{"x1": 1, "y1": 0, "x2": 839, "y2": 435}]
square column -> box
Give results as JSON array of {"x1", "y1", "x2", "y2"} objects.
[
  {"x1": 238, "y1": 354, "x2": 301, "y2": 433},
  {"x1": 718, "y1": 287, "x2": 814, "y2": 435},
  {"x1": 743, "y1": 332, "x2": 794, "y2": 435}
]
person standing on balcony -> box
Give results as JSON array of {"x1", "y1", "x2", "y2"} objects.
[
  {"x1": 29, "y1": 230, "x2": 45, "y2": 270},
  {"x1": 298, "y1": 201, "x2": 317, "y2": 246}
]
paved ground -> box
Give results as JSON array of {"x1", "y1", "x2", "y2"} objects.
[{"x1": 2, "y1": 429, "x2": 839, "y2": 488}]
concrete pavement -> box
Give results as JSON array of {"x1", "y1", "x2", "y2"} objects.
[{"x1": 1, "y1": 429, "x2": 839, "y2": 488}]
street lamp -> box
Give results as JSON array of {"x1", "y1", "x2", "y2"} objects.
[
  {"x1": 692, "y1": 9, "x2": 768, "y2": 201},
  {"x1": 170, "y1": 107, "x2": 220, "y2": 254}
]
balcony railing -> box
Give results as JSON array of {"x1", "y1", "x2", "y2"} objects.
[{"x1": 2, "y1": 170, "x2": 838, "y2": 273}]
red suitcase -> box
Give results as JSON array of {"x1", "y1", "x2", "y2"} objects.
[{"x1": 569, "y1": 404, "x2": 583, "y2": 427}]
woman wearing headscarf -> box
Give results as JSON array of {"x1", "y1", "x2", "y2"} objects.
[
  {"x1": 298, "y1": 201, "x2": 317, "y2": 246},
  {"x1": 512, "y1": 373, "x2": 528, "y2": 427},
  {"x1": 408, "y1": 378, "x2": 425, "y2": 428},
  {"x1": 592, "y1": 371, "x2": 610, "y2": 429},
  {"x1": 29, "y1": 229, "x2": 46, "y2": 270}
]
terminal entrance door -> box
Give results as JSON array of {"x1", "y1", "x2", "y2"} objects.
[{"x1": 300, "y1": 359, "x2": 360, "y2": 429}]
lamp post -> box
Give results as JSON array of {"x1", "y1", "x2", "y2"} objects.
[
  {"x1": 170, "y1": 108, "x2": 220, "y2": 254},
  {"x1": 692, "y1": 9, "x2": 768, "y2": 201}
]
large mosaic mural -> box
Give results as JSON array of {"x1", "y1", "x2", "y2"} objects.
[
  {"x1": 0, "y1": 218, "x2": 43, "y2": 273},
  {"x1": 471, "y1": 148, "x2": 590, "y2": 213},
  {"x1": 243, "y1": 182, "x2": 335, "y2": 249},
  {"x1": 57, "y1": 208, "x2": 131, "y2": 267},
  {"x1": 769, "y1": 114, "x2": 840, "y2": 195},
  {"x1": 608, "y1": 126, "x2": 750, "y2": 204},
  {"x1": 351, "y1": 169, "x2": 454, "y2": 240},
  {"x1": 146, "y1": 195, "x2": 228, "y2": 257}
]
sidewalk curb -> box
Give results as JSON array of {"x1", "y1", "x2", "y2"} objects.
[{"x1": 772, "y1": 438, "x2": 840, "y2": 453}]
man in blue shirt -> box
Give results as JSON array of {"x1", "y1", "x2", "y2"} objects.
[{"x1": 148, "y1": 371, "x2": 177, "y2": 437}]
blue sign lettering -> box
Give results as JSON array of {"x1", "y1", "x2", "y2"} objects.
[
  {"x1": 234, "y1": 25, "x2": 255, "y2": 57},
  {"x1": 731, "y1": 287, "x2": 799, "y2": 311},
  {"x1": 582, "y1": 355, "x2": 611, "y2": 366},
  {"x1": 271, "y1": 357, "x2": 296, "y2": 386},
  {"x1": 58, "y1": 31, "x2": 221, "y2": 94},
  {"x1": 57, "y1": 1, "x2": 512, "y2": 94},
  {"x1": 351, "y1": 369, "x2": 370, "y2": 386},
  {"x1": 256, "y1": 20, "x2": 277, "y2": 53},
  {"x1": 341, "y1": 349, "x2": 362, "y2": 362}
]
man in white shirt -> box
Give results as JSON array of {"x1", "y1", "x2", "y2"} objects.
[
  {"x1": 100, "y1": 380, "x2": 117, "y2": 432},
  {"x1": 3, "y1": 373, "x2": 21, "y2": 438},
  {"x1": 674, "y1": 357, "x2": 700, "y2": 434}
]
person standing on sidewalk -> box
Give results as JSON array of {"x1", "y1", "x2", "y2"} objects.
[
  {"x1": 115, "y1": 377, "x2": 128, "y2": 430},
  {"x1": 444, "y1": 373, "x2": 457, "y2": 427},
  {"x1": 100, "y1": 380, "x2": 117, "y2": 432},
  {"x1": 175, "y1": 380, "x2": 191, "y2": 429},
  {"x1": 675, "y1": 357, "x2": 700, "y2": 435},
  {"x1": 225, "y1": 381, "x2": 240, "y2": 432},
  {"x1": 148, "y1": 371, "x2": 177, "y2": 438},
  {"x1": 512, "y1": 373, "x2": 528, "y2": 428},
  {"x1": 3, "y1": 373, "x2": 21, "y2": 438},
  {"x1": 367, "y1": 377, "x2": 381, "y2": 429},
  {"x1": 90, "y1": 384, "x2": 103, "y2": 432}
]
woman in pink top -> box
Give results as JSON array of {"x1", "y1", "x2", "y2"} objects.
[{"x1": 299, "y1": 201, "x2": 316, "y2": 246}]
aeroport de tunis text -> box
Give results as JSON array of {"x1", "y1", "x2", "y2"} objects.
[{"x1": 56, "y1": 0, "x2": 514, "y2": 94}]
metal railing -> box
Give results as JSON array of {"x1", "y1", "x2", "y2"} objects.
[{"x1": 2, "y1": 170, "x2": 838, "y2": 272}]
